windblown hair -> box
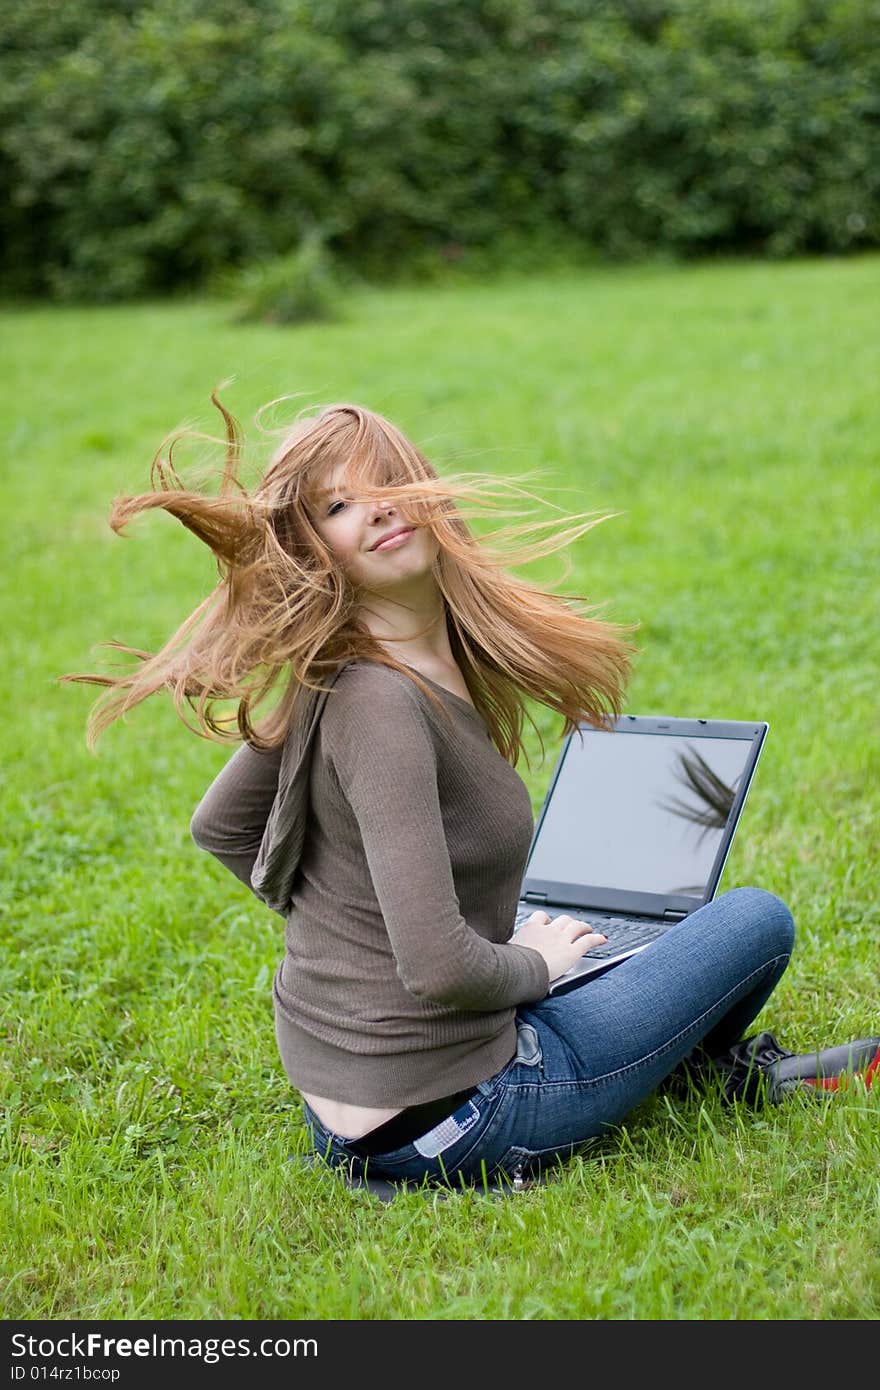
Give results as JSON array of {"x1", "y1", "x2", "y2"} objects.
[{"x1": 62, "y1": 392, "x2": 636, "y2": 769}]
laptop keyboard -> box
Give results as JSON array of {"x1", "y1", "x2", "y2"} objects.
[{"x1": 513, "y1": 907, "x2": 664, "y2": 959}]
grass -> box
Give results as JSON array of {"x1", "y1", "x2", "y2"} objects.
[{"x1": 2, "y1": 254, "x2": 879, "y2": 1321}]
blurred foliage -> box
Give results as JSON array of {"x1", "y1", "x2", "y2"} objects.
[
  {"x1": 227, "y1": 229, "x2": 347, "y2": 323},
  {"x1": 1, "y1": 0, "x2": 878, "y2": 300}
]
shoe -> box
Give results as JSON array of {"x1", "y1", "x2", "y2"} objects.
[
  {"x1": 705, "y1": 1031, "x2": 880, "y2": 1105},
  {"x1": 766, "y1": 1035, "x2": 880, "y2": 1101}
]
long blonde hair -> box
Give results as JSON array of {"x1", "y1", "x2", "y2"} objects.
[{"x1": 62, "y1": 392, "x2": 636, "y2": 769}]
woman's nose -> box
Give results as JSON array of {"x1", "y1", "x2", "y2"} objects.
[{"x1": 368, "y1": 498, "x2": 394, "y2": 518}]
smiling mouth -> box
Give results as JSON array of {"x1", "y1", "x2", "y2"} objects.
[{"x1": 371, "y1": 528, "x2": 415, "y2": 552}]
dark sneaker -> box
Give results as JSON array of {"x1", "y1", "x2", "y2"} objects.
[
  {"x1": 765, "y1": 1036, "x2": 880, "y2": 1101},
  {"x1": 708, "y1": 1031, "x2": 795, "y2": 1104},
  {"x1": 706, "y1": 1031, "x2": 880, "y2": 1105}
]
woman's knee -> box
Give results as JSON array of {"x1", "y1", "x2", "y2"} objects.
[{"x1": 722, "y1": 886, "x2": 795, "y2": 957}]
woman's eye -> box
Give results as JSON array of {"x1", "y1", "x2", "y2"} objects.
[{"x1": 327, "y1": 500, "x2": 347, "y2": 516}]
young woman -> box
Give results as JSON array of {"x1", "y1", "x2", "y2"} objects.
[{"x1": 66, "y1": 395, "x2": 877, "y2": 1190}]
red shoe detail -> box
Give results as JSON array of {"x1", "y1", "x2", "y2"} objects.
[
  {"x1": 803, "y1": 1045, "x2": 880, "y2": 1093},
  {"x1": 862, "y1": 1044, "x2": 880, "y2": 1089}
]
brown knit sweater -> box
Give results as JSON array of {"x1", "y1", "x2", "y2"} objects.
[{"x1": 190, "y1": 661, "x2": 549, "y2": 1106}]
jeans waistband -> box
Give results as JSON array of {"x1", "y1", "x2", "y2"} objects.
[{"x1": 344, "y1": 1085, "x2": 480, "y2": 1157}]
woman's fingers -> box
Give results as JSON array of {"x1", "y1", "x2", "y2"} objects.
[
  {"x1": 554, "y1": 914, "x2": 607, "y2": 943},
  {"x1": 516, "y1": 912, "x2": 608, "y2": 980},
  {"x1": 577, "y1": 933, "x2": 609, "y2": 953},
  {"x1": 525, "y1": 910, "x2": 607, "y2": 945}
]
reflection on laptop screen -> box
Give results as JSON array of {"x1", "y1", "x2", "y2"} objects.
[{"x1": 527, "y1": 730, "x2": 757, "y2": 897}]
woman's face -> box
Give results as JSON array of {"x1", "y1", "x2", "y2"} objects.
[{"x1": 308, "y1": 463, "x2": 439, "y2": 589}]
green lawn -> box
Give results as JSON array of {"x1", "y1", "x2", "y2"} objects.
[{"x1": 2, "y1": 255, "x2": 879, "y2": 1320}]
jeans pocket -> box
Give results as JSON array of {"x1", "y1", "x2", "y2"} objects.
[
  {"x1": 514, "y1": 1021, "x2": 543, "y2": 1069},
  {"x1": 493, "y1": 1141, "x2": 582, "y2": 1180}
]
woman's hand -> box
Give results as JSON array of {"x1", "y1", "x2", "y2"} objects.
[{"x1": 514, "y1": 910, "x2": 607, "y2": 983}]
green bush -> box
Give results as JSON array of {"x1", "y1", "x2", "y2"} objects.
[
  {"x1": 228, "y1": 233, "x2": 346, "y2": 324},
  {"x1": 1, "y1": 0, "x2": 878, "y2": 300}
]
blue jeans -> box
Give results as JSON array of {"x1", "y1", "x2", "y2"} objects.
[{"x1": 303, "y1": 887, "x2": 795, "y2": 1185}]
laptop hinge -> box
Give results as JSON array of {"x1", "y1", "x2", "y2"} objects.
[
  {"x1": 523, "y1": 891, "x2": 548, "y2": 904},
  {"x1": 663, "y1": 909, "x2": 688, "y2": 922}
]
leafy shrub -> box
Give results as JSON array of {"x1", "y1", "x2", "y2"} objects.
[
  {"x1": 1, "y1": 0, "x2": 878, "y2": 300},
  {"x1": 229, "y1": 233, "x2": 346, "y2": 325}
]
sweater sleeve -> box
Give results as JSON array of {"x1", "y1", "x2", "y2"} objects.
[
  {"x1": 321, "y1": 677, "x2": 549, "y2": 1011},
  {"x1": 190, "y1": 742, "x2": 283, "y2": 905}
]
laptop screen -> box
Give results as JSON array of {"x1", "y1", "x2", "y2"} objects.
[{"x1": 525, "y1": 723, "x2": 764, "y2": 906}]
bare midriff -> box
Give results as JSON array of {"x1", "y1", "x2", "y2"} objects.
[{"x1": 300, "y1": 1091, "x2": 404, "y2": 1141}]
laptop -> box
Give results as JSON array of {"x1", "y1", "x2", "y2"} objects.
[{"x1": 512, "y1": 714, "x2": 769, "y2": 995}]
